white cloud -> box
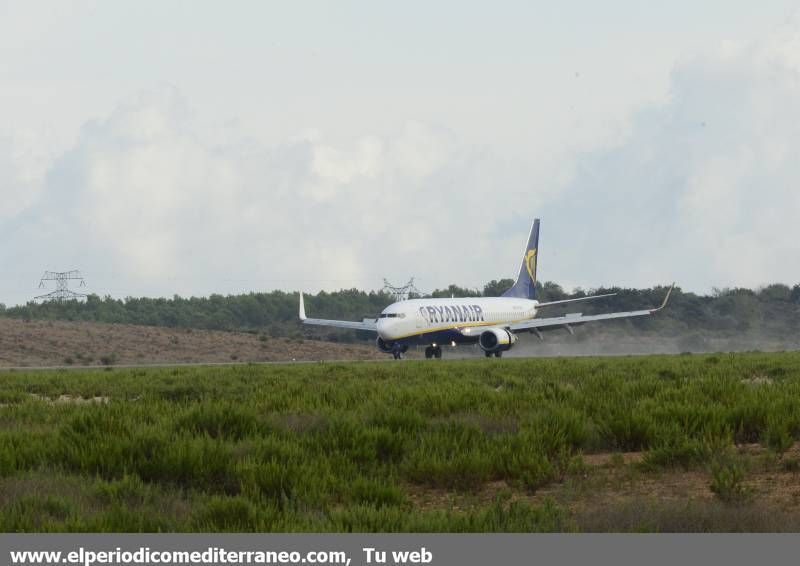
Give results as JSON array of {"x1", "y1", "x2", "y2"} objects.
[
  {"x1": 3, "y1": 14, "x2": 800, "y2": 306},
  {"x1": 541, "y1": 15, "x2": 800, "y2": 292},
  {"x1": 0, "y1": 87, "x2": 550, "y2": 304},
  {"x1": 0, "y1": 129, "x2": 53, "y2": 222}
]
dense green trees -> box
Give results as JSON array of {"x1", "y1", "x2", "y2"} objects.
[
  {"x1": 482, "y1": 279, "x2": 515, "y2": 297},
  {"x1": 3, "y1": 281, "x2": 799, "y2": 344}
]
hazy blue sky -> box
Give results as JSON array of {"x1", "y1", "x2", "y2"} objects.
[{"x1": 1, "y1": 1, "x2": 799, "y2": 304}]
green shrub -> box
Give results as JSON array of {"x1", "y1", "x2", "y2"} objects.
[
  {"x1": 348, "y1": 477, "x2": 406, "y2": 507},
  {"x1": 237, "y1": 460, "x2": 294, "y2": 504},
  {"x1": 191, "y1": 496, "x2": 260, "y2": 531},
  {"x1": 761, "y1": 416, "x2": 794, "y2": 455},
  {"x1": 518, "y1": 455, "x2": 556, "y2": 492},
  {"x1": 599, "y1": 410, "x2": 656, "y2": 451},
  {"x1": 93, "y1": 474, "x2": 152, "y2": 506},
  {"x1": 403, "y1": 451, "x2": 492, "y2": 492},
  {"x1": 710, "y1": 457, "x2": 751, "y2": 504},
  {"x1": 641, "y1": 437, "x2": 708, "y2": 471},
  {"x1": 175, "y1": 405, "x2": 259, "y2": 440},
  {"x1": 0, "y1": 496, "x2": 74, "y2": 531}
]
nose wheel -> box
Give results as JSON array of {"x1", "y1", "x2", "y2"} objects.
[
  {"x1": 424, "y1": 346, "x2": 442, "y2": 359},
  {"x1": 391, "y1": 345, "x2": 409, "y2": 360}
]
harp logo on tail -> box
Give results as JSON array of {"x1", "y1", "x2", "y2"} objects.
[{"x1": 525, "y1": 249, "x2": 537, "y2": 283}]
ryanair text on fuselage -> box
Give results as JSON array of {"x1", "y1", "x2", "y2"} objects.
[{"x1": 420, "y1": 304, "x2": 485, "y2": 324}]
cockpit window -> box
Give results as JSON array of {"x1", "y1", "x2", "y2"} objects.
[{"x1": 378, "y1": 313, "x2": 405, "y2": 318}]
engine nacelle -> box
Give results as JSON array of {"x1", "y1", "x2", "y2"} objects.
[{"x1": 478, "y1": 328, "x2": 518, "y2": 353}]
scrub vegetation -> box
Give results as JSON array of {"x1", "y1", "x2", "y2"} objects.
[{"x1": 2, "y1": 352, "x2": 800, "y2": 532}]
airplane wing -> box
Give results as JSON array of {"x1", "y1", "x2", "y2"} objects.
[
  {"x1": 509, "y1": 284, "x2": 674, "y2": 334},
  {"x1": 299, "y1": 292, "x2": 378, "y2": 332},
  {"x1": 536, "y1": 292, "x2": 617, "y2": 308}
]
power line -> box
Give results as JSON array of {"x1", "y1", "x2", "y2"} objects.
[
  {"x1": 382, "y1": 277, "x2": 424, "y2": 302},
  {"x1": 35, "y1": 270, "x2": 87, "y2": 303}
]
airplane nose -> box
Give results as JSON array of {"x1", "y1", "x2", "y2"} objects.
[
  {"x1": 377, "y1": 317, "x2": 400, "y2": 340},
  {"x1": 376, "y1": 318, "x2": 389, "y2": 338}
]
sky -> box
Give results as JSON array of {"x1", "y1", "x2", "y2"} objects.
[{"x1": 1, "y1": 0, "x2": 799, "y2": 305}]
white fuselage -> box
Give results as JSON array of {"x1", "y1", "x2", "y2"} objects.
[{"x1": 376, "y1": 297, "x2": 539, "y2": 343}]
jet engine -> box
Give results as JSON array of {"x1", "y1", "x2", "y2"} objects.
[{"x1": 478, "y1": 328, "x2": 518, "y2": 353}]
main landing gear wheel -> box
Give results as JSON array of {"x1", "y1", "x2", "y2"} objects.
[
  {"x1": 424, "y1": 346, "x2": 443, "y2": 359},
  {"x1": 484, "y1": 351, "x2": 503, "y2": 358}
]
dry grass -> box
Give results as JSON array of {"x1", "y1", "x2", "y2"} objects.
[{"x1": 0, "y1": 317, "x2": 384, "y2": 367}]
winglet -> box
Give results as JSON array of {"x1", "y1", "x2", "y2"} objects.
[
  {"x1": 650, "y1": 283, "x2": 675, "y2": 313},
  {"x1": 299, "y1": 292, "x2": 307, "y2": 321}
]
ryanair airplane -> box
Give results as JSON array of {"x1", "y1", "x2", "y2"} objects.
[{"x1": 299, "y1": 219, "x2": 673, "y2": 359}]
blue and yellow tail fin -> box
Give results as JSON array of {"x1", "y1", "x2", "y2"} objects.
[{"x1": 502, "y1": 219, "x2": 540, "y2": 300}]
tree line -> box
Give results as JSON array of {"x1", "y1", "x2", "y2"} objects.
[{"x1": 2, "y1": 281, "x2": 799, "y2": 344}]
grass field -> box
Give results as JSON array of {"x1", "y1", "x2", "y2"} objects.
[{"x1": 2, "y1": 352, "x2": 800, "y2": 532}]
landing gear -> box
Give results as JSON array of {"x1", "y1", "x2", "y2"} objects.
[
  {"x1": 484, "y1": 350, "x2": 503, "y2": 358},
  {"x1": 392, "y1": 345, "x2": 409, "y2": 360},
  {"x1": 424, "y1": 346, "x2": 442, "y2": 359}
]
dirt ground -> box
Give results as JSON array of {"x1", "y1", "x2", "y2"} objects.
[
  {"x1": 0, "y1": 317, "x2": 386, "y2": 367},
  {"x1": 406, "y1": 443, "x2": 800, "y2": 530}
]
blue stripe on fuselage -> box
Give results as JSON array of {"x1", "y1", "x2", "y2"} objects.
[{"x1": 392, "y1": 329, "x2": 479, "y2": 347}]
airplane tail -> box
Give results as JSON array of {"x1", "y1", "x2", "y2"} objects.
[{"x1": 502, "y1": 219, "x2": 540, "y2": 300}]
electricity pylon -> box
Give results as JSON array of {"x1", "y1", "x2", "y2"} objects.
[
  {"x1": 35, "y1": 270, "x2": 87, "y2": 303},
  {"x1": 382, "y1": 277, "x2": 423, "y2": 302}
]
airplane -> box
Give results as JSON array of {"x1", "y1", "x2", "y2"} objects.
[{"x1": 299, "y1": 219, "x2": 674, "y2": 359}]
